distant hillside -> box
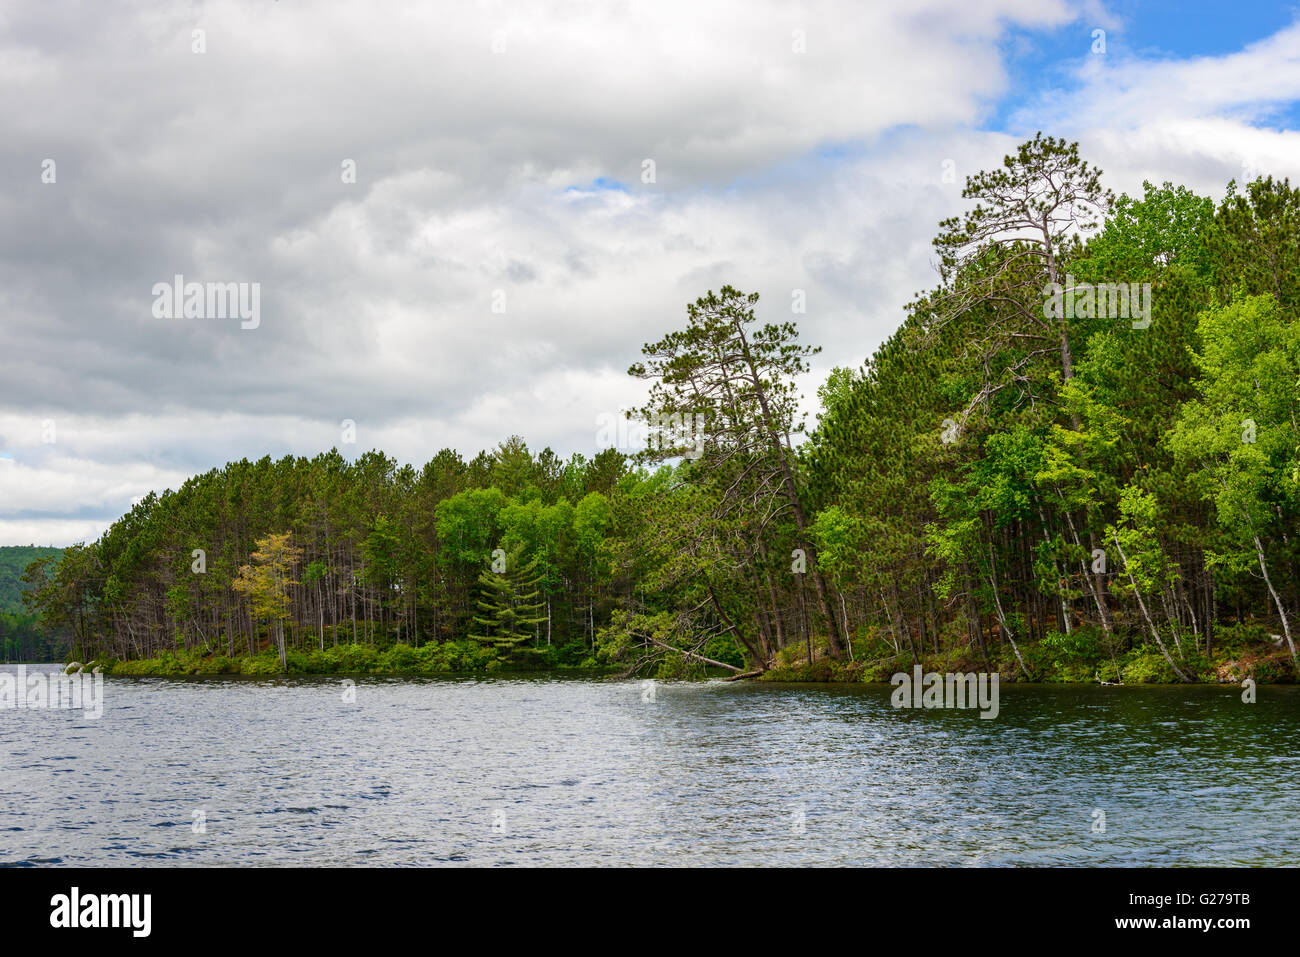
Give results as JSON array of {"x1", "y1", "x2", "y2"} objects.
[{"x1": 0, "y1": 545, "x2": 63, "y2": 613}]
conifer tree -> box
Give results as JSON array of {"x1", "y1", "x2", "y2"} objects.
[{"x1": 469, "y1": 546, "x2": 547, "y2": 655}]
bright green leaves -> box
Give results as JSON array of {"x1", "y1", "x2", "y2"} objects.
[
  {"x1": 1169, "y1": 294, "x2": 1300, "y2": 538},
  {"x1": 1084, "y1": 180, "x2": 1215, "y2": 279},
  {"x1": 434, "y1": 488, "x2": 508, "y2": 570}
]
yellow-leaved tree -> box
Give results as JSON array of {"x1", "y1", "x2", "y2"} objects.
[{"x1": 232, "y1": 532, "x2": 302, "y2": 670}]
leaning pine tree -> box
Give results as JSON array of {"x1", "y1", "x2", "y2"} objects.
[{"x1": 630, "y1": 285, "x2": 848, "y2": 660}]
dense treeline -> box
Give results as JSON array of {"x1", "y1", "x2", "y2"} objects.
[
  {"x1": 0, "y1": 545, "x2": 62, "y2": 610},
  {"x1": 0, "y1": 610, "x2": 69, "y2": 663},
  {"x1": 800, "y1": 137, "x2": 1300, "y2": 683},
  {"x1": 0, "y1": 546, "x2": 69, "y2": 661},
  {"x1": 22, "y1": 441, "x2": 635, "y2": 672},
  {"x1": 21, "y1": 135, "x2": 1300, "y2": 682}
]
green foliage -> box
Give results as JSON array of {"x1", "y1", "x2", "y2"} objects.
[
  {"x1": 0, "y1": 609, "x2": 70, "y2": 662},
  {"x1": 469, "y1": 544, "x2": 547, "y2": 653},
  {"x1": 1084, "y1": 180, "x2": 1215, "y2": 279},
  {"x1": 702, "y1": 633, "x2": 745, "y2": 669},
  {"x1": 654, "y1": 651, "x2": 707, "y2": 681},
  {"x1": 0, "y1": 545, "x2": 63, "y2": 612},
  {"x1": 1211, "y1": 622, "x2": 1267, "y2": 655},
  {"x1": 1040, "y1": 626, "x2": 1106, "y2": 680},
  {"x1": 23, "y1": 136, "x2": 1300, "y2": 685},
  {"x1": 1121, "y1": 650, "x2": 1180, "y2": 684},
  {"x1": 109, "y1": 640, "x2": 530, "y2": 675}
]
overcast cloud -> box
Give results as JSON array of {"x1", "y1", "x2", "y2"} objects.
[{"x1": 2, "y1": 0, "x2": 1299, "y2": 545}]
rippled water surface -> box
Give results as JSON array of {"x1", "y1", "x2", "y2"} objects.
[{"x1": 2, "y1": 665, "x2": 1297, "y2": 865}]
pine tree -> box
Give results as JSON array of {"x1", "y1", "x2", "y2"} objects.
[{"x1": 469, "y1": 546, "x2": 547, "y2": 656}]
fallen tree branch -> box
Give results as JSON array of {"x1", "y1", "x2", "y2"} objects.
[{"x1": 640, "y1": 633, "x2": 745, "y2": 672}]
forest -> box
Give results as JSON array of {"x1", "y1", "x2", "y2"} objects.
[
  {"x1": 0, "y1": 545, "x2": 68, "y2": 661},
  {"x1": 19, "y1": 135, "x2": 1300, "y2": 683}
]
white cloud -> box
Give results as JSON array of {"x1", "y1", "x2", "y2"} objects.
[
  {"x1": 0, "y1": 519, "x2": 111, "y2": 549},
  {"x1": 2, "y1": 0, "x2": 1299, "y2": 545}
]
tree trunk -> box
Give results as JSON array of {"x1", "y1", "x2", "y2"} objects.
[
  {"x1": 1112, "y1": 531, "x2": 1192, "y2": 682},
  {"x1": 737, "y1": 325, "x2": 846, "y2": 657},
  {"x1": 1254, "y1": 534, "x2": 1299, "y2": 674}
]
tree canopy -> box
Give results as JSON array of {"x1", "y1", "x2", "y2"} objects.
[{"x1": 21, "y1": 137, "x2": 1300, "y2": 683}]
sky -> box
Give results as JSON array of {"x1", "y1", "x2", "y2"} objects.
[{"x1": 1, "y1": 0, "x2": 1299, "y2": 547}]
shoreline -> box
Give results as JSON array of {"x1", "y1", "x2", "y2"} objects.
[{"x1": 24, "y1": 657, "x2": 1294, "y2": 685}]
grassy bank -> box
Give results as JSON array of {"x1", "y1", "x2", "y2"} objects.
[
  {"x1": 84, "y1": 623, "x2": 1297, "y2": 684},
  {"x1": 758, "y1": 624, "x2": 1297, "y2": 684},
  {"x1": 99, "y1": 640, "x2": 614, "y2": 677}
]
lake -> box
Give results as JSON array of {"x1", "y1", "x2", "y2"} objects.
[{"x1": 1, "y1": 665, "x2": 1297, "y2": 866}]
